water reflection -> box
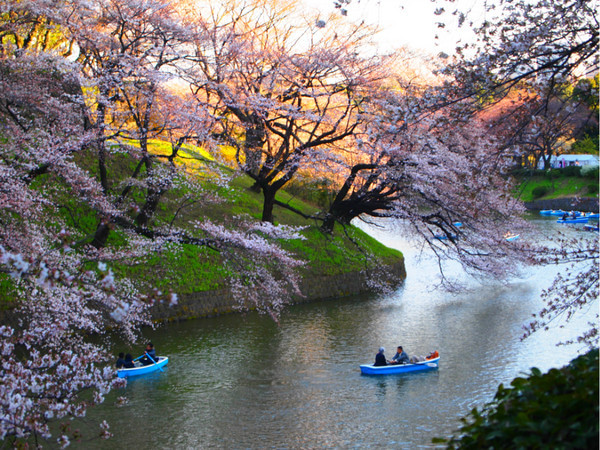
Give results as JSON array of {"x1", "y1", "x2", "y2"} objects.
[{"x1": 78, "y1": 216, "x2": 596, "y2": 449}]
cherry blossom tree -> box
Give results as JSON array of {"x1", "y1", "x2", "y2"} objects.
[
  {"x1": 329, "y1": 0, "x2": 598, "y2": 344},
  {"x1": 317, "y1": 73, "x2": 532, "y2": 285},
  {"x1": 0, "y1": 1, "x2": 306, "y2": 445},
  {"x1": 435, "y1": 0, "x2": 599, "y2": 345},
  {"x1": 184, "y1": 0, "x2": 385, "y2": 223}
]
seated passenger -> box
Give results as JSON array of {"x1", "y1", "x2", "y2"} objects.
[
  {"x1": 389, "y1": 346, "x2": 410, "y2": 365},
  {"x1": 123, "y1": 353, "x2": 135, "y2": 369},
  {"x1": 116, "y1": 352, "x2": 125, "y2": 368},
  {"x1": 140, "y1": 342, "x2": 157, "y2": 366},
  {"x1": 426, "y1": 350, "x2": 439, "y2": 360},
  {"x1": 374, "y1": 347, "x2": 387, "y2": 366}
]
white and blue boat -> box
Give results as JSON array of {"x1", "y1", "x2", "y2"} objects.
[
  {"x1": 557, "y1": 217, "x2": 589, "y2": 224},
  {"x1": 433, "y1": 234, "x2": 458, "y2": 241},
  {"x1": 584, "y1": 212, "x2": 599, "y2": 220},
  {"x1": 360, "y1": 356, "x2": 440, "y2": 375},
  {"x1": 540, "y1": 209, "x2": 563, "y2": 216},
  {"x1": 117, "y1": 356, "x2": 169, "y2": 378}
]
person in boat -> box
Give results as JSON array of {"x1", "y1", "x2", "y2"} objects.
[
  {"x1": 116, "y1": 352, "x2": 125, "y2": 368},
  {"x1": 426, "y1": 350, "x2": 439, "y2": 360},
  {"x1": 374, "y1": 347, "x2": 387, "y2": 366},
  {"x1": 123, "y1": 353, "x2": 135, "y2": 369},
  {"x1": 389, "y1": 346, "x2": 410, "y2": 365},
  {"x1": 140, "y1": 342, "x2": 157, "y2": 366}
]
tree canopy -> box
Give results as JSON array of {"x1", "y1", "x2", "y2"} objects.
[{"x1": 0, "y1": 0, "x2": 598, "y2": 446}]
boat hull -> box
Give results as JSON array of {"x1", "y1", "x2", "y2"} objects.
[
  {"x1": 360, "y1": 357, "x2": 440, "y2": 375},
  {"x1": 117, "y1": 356, "x2": 169, "y2": 378},
  {"x1": 557, "y1": 218, "x2": 588, "y2": 224},
  {"x1": 540, "y1": 210, "x2": 565, "y2": 216}
]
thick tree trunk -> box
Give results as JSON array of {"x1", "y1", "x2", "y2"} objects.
[
  {"x1": 91, "y1": 222, "x2": 110, "y2": 249},
  {"x1": 322, "y1": 163, "x2": 377, "y2": 233},
  {"x1": 261, "y1": 187, "x2": 276, "y2": 223},
  {"x1": 321, "y1": 214, "x2": 336, "y2": 234}
]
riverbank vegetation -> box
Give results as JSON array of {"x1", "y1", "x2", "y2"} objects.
[
  {"x1": 514, "y1": 165, "x2": 599, "y2": 202},
  {"x1": 0, "y1": 0, "x2": 597, "y2": 446},
  {"x1": 440, "y1": 348, "x2": 599, "y2": 448}
]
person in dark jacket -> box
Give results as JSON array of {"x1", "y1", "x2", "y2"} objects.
[
  {"x1": 116, "y1": 352, "x2": 125, "y2": 368},
  {"x1": 140, "y1": 342, "x2": 157, "y2": 366},
  {"x1": 390, "y1": 346, "x2": 409, "y2": 365},
  {"x1": 374, "y1": 347, "x2": 387, "y2": 366},
  {"x1": 123, "y1": 353, "x2": 135, "y2": 369}
]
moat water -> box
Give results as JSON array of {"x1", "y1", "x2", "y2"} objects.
[{"x1": 81, "y1": 216, "x2": 596, "y2": 448}]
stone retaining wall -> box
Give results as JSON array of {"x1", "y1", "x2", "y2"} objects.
[
  {"x1": 150, "y1": 260, "x2": 406, "y2": 322},
  {"x1": 0, "y1": 261, "x2": 406, "y2": 325},
  {"x1": 525, "y1": 197, "x2": 599, "y2": 212}
]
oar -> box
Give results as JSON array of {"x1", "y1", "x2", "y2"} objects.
[
  {"x1": 146, "y1": 353, "x2": 164, "y2": 372},
  {"x1": 133, "y1": 354, "x2": 144, "y2": 362}
]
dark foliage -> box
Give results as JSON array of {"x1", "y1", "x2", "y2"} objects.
[
  {"x1": 531, "y1": 185, "x2": 550, "y2": 199},
  {"x1": 438, "y1": 349, "x2": 599, "y2": 449}
]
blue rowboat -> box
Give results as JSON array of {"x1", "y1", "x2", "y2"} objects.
[
  {"x1": 505, "y1": 233, "x2": 520, "y2": 242},
  {"x1": 117, "y1": 356, "x2": 169, "y2": 378},
  {"x1": 584, "y1": 213, "x2": 599, "y2": 220},
  {"x1": 583, "y1": 224, "x2": 599, "y2": 232},
  {"x1": 360, "y1": 356, "x2": 440, "y2": 375},
  {"x1": 540, "y1": 209, "x2": 561, "y2": 215},
  {"x1": 433, "y1": 234, "x2": 458, "y2": 241},
  {"x1": 557, "y1": 217, "x2": 589, "y2": 224},
  {"x1": 540, "y1": 209, "x2": 567, "y2": 216}
]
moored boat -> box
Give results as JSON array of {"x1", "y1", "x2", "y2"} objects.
[
  {"x1": 557, "y1": 217, "x2": 589, "y2": 224},
  {"x1": 583, "y1": 224, "x2": 600, "y2": 232},
  {"x1": 433, "y1": 234, "x2": 458, "y2": 241},
  {"x1": 117, "y1": 356, "x2": 169, "y2": 378},
  {"x1": 539, "y1": 209, "x2": 564, "y2": 216},
  {"x1": 360, "y1": 356, "x2": 440, "y2": 375}
]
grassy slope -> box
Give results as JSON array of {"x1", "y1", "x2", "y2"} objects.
[
  {"x1": 515, "y1": 173, "x2": 599, "y2": 202},
  {"x1": 0, "y1": 140, "x2": 401, "y2": 306},
  {"x1": 118, "y1": 172, "x2": 403, "y2": 296}
]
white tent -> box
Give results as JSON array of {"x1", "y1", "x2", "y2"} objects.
[{"x1": 538, "y1": 154, "x2": 599, "y2": 169}]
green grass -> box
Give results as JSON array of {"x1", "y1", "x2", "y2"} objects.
[
  {"x1": 516, "y1": 175, "x2": 599, "y2": 202},
  {"x1": 119, "y1": 170, "x2": 402, "y2": 294},
  {"x1": 5, "y1": 140, "x2": 403, "y2": 303}
]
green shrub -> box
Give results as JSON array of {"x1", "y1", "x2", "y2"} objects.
[
  {"x1": 531, "y1": 185, "x2": 550, "y2": 199},
  {"x1": 587, "y1": 184, "x2": 599, "y2": 194},
  {"x1": 511, "y1": 168, "x2": 545, "y2": 177},
  {"x1": 545, "y1": 169, "x2": 562, "y2": 179},
  {"x1": 581, "y1": 165, "x2": 599, "y2": 179},
  {"x1": 438, "y1": 349, "x2": 599, "y2": 449},
  {"x1": 562, "y1": 165, "x2": 582, "y2": 177}
]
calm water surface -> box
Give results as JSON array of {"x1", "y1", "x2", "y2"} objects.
[{"x1": 81, "y1": 217, "x2": 596, "y2": 449}]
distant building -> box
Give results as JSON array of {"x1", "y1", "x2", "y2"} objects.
[{"x1": 537, "y1": 154, "x2": 599, "y2": 169}]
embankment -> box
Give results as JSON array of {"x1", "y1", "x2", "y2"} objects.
[
  {"x1": 150, "y1": 260, "x2": 406, "y2": 321},
  {"x1": 524, "y1": 197, "x2": 599, "y2": 212}
]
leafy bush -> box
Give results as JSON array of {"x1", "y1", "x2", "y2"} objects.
[
  {"x1": 581, "y1": 165, "x2": 599, "y2": 179},
  {"x1": 531, "y1": 185, "x2": 550, "y2": 199},
  {"x1": 571, "y1": 134, "x2": 599, "y2": 154},
  {"x1": 545, "y1": 169, "x2": 562, "y2": 179},
  {"x1": 511, "y1": 168, "x2": 546, "y2": 177},
  {"x1": 562, "y1": 165, "x2": 583, "y2": 177},
  {"x1": 587, "y1": 184, "x2": 599, "y2": 194},
  {"x1": 438, "y1": 349, "x2": 599, "y2": 449}
]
